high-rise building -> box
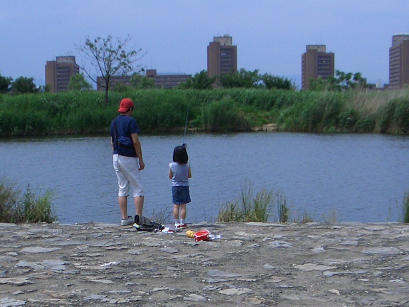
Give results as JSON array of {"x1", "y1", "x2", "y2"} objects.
[
  {"x1": 207, "y1": 35, "x2": 237, "y2": 79},
  {"x1": 389, "y1": 34, "x2": 409, "y2": 89},
  {"x1": 45, "y1": 56, "x2": 79, "y2": 92},
  {"x1": 301, "y1": 45, "x2": 334, "y2": 89}
]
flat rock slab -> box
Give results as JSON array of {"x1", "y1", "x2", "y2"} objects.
[{"x1": 1, "y1": 222, "x2": 409, "y2": 306}]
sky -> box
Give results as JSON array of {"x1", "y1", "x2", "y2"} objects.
[{"x1": 1, "y1": 0, "x2": 409, "y2": 88}]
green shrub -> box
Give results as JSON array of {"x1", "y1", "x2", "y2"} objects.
[
  {"x1": 0, "y1": 88, "x2": 408, "y2": 136},
  {"x1": 355, "y1": 114, "x2": 376, "y2": 132},
  {"x1": 202, "y1": 98, "x2": 250, "y2": 132},
  {"x1": 393, "y1": 98, "x2": 409, "y2": 133},
  {"x1": 377, "y1": 100, "x2": 396, "y2": 133},
  {"x1": 339, "y1": 109, "x2": 359, "y2": 131},
  {"x1": 0, "y1": 181, "x2": 18, "y2": 222},
  {"x1": 403, "y1": 193, "x2": 409, "y2": 223},
  {"x1": 217, "y1": 183, "x2": 273, "y2": 222},
  {"x1": 277, "y1": 192, "x2": 289, "y2": 223},
  {"x1": 0, "y1": 181, "x2": 55, "y2": 223}
]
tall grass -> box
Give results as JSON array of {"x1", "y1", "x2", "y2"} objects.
[
  {"x1": 217, "y1": 182, "x2": 295, "y2": 223},
  {"x1": 0, "y1": 181, "x2": 55, "y2": 223},
  {"x1": 217, "y1": 183, "x2": 273, "y2": 222},
  {"x1": 403, "y1": 193, "x2": 409, "y2": 223},
  {"x1": 0, "y1": 88, "x2": 408, "y2": 136},
  {"x1": 277, "y1": 192, "x2": 289, "y2": 223}
]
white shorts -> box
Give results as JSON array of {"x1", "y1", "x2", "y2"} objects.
[{"x1": 113, "y1": 154, "x2": 144, "y2": 197}]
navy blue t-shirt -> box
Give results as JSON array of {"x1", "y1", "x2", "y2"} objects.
[{"x1": 110, "y1": 115, "x2": 140, "y2": 157}]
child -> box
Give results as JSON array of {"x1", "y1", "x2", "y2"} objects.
[{"x1": 169, "y1": 145, "x2": 192, "y2": 229}]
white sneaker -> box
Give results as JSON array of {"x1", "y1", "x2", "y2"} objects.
[{"x1": 121, "y1": 216, "x2": 133, "y2": 226}]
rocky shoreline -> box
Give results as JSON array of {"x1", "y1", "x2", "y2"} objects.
[{"x1": 1, "y1": 221, "x2": 409, "y2": 306}]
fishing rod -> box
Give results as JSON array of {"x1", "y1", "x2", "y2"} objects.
[{"x1": 182, "y1": 109, "x2": 189, "y2": 147}]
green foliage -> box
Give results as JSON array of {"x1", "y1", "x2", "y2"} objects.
[
  {"x1": 278, "y1": 204, "x2": 289, "y2": 223},
  {"x1": 309, "y1": 70, "x2": 375, "y2": 91},
  {"x1": 309, "y1": 77, "x2": 337, "y2": 91},
  {"x1": 403, "y1": 193, "x2": 409, "y2": 223},
  {"x1": 68, "y1": 73, "x2": 92, "y2": 91},
  {"x1": 201, "y1": 98, "x2": 250, "y2": 132},
  {"x1": 376, "y1": 97, "x2": 409, "y2": 133},
  {"x1": 217, "y1": 183, "x2": 273, "y2": 222},
  {"x1": 0, "y1": 180, "x2": 18, "y2": 222},
  {"x1": 0, "y1": 88, "x2": 408, "y2": 136},
  {"x1": 261, "y1": 74, "x2": 294, "y2": 90},
  {"x1": 322, "y1": 209, "x2": 338, "y2": 224},
  {"x1": 130, "y1": 73, "x2": 155, "y2": 89},
  {"x1": 179, "y1": 70, "x2": 215, "y2": 89},
  {"x1": 220, "y1": 69, "x2": 260, "y2": 88},
  {"x1": 0, "y1": 74, "x2": 12, "y2": 93},
  {"x1": 278, "y1": 92, "x2": 343, "y2": 132},
  {"x1": 0, "y1": 181, "x2": 55, "y2": 223},
  {"x1": 80, "y1": 35, "x2": 144, "y2": 104},
  {"x1": 339, "y1": 109, "x2": 359, "y2": 130},
  {"x1": 11, "y1": 77, "x2": 38, "y2": 94},
  {"x1": 355, "y1": 114, "x2": 376, "y2": 132},
  {"x1": 277, "y1": 192, "x2": 289, "y2": 223},
  {"x1": 392, "y1": 97, "x2": 409, "y2": 133}
]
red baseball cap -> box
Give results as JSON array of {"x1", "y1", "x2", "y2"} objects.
[{"x1": 118, "y1": 98, "x2": 134, "y2": 112}]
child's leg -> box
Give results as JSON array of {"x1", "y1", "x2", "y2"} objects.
[
  {"x1": 173, "y1": 204, "x2": 180, "y2": 224},
  {"x1": 179, "y1": 204, "x2": 187, "y2": 220},
  {"x1": 178, "y1": 204, "x2": 187, "y2": 227}
]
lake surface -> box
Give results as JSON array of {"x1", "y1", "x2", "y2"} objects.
[{"x1": 1, "y1": 133, "x2": 408, "y2": 224}]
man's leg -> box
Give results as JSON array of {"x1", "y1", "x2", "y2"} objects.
[
  {"x1": 134, "y1": 196, "x2": 144, "y2": 216},
  {"x1": 119, "y1": 196, "x2": 128, "y2": 219}
]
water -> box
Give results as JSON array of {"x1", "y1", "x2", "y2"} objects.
[{"x1": 1, "y1": 133, "x2": 408, "y2": 224}]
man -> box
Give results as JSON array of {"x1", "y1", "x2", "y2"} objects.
[{"x1": 110, "y1": 98, "x2": 145, "y2": 226}]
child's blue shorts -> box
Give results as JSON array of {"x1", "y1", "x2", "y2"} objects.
[{"x1": 172, "y1": 186, "x2": 191, "y2": 205}]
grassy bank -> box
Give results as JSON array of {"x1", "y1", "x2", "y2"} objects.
[
  {"x1": 0, "y1": 181, "x2": 55, "y2": 223},
  {"x1": 0, "y1": 88, "x2": 408, "y2": 137}
]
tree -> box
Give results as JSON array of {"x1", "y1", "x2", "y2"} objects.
[
  {"x1": 309, "y1": 70, "x2": 375, "y2": 91},
  {"x1": 68, "y1": 73, "x2": 92, "y2": 91},
  {"x1": 261, "y1": 74, "x2": 294, "y2": 90},
  {"x1": 11, "y1": 77, "x2": 38, "y2": 94},
  {"x1": 79, "y1": 35, "x2": 144, "y2": 104},
  {"x1": 0, "y1": 74, "x2": 12, "y2": 93},
  {"x1": 309, "y1": 76, "x2": 338, "y2": 91},
  {"x1": 130, "y1": 73, "x2": 155, "y2": 89},
  {"x1": 220, "y1": 69, "x2": 260, "y2": 88},
  {"x1": 178, "y1": 70, "x2": 215, "y2": 89}
]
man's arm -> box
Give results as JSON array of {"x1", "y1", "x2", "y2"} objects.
[{"x1": 131, "y1": 133, "x2": 145, "y2": 170}]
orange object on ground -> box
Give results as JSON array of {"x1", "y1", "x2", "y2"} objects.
[{"x1": 186, "y1": 230, "x2": 195, "y2": 238}]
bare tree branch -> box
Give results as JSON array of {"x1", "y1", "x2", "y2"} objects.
[{"x1": 78, "y1": 35, "x2": 145, "y2": 104}]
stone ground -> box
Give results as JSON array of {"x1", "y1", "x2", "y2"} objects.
[{"x1": 1, "y1": 222, "x2": 409, "y2": 306}]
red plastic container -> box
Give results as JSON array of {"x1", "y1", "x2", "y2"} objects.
[{"x1": 194, "y1": 230, "x2": 210, "y2": 242}]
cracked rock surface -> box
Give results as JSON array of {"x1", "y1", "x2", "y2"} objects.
[{"x1": 1, "y1": 222, "x2": 409, "y2": 306}]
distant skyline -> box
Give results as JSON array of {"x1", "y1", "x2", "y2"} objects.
[{"x1": 1, "y1": 0, "x2": 409, "y2": 88}]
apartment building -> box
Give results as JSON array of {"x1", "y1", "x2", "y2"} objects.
[
  {"x1": 207, "y1": 35, "x2": 237, "y2": 79},
  {"x1": 301, "y1": 45, "x2": 335, "y2": 89},
  {"x1": 45, "y1": 56, "x2": 79, "y2": 92},
  {"x1": 389, "y1": 34, "x2": 409, "y2": 89},
  {"x1": 96, "y1": 75, "x2": 132, "y2": 91},
  {"x1": 146, "y1": 69, "x2": 191, "y2": 89},
  {"x1": 96, "y1": 70, "x2": 191, "y2": 90}
]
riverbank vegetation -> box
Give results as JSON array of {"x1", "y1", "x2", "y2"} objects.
[
  {"x1": 403, "y1": 193, "x2": 409, "y2": 223},
  {"x1": 0, "y1": 181, "x2": 55, "y2": 223},
  {"x1": 0, "y1": 86, "x2": 408, "y2": 137},
  {"x1": 216, "y1": 182, "x2": 305, "y2": 223}
]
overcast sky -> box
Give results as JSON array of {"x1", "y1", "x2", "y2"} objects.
[{"x1": 1, "y1": 0, "x2": 408, "y2": 88}]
